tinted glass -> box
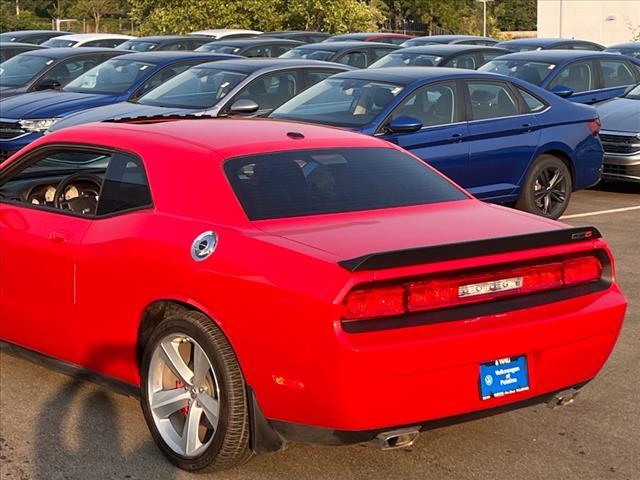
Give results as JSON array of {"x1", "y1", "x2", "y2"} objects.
[
  {"x1": 64, "y1": 58, "x2": 156, "y2": 94},
  {"x1": 571, "y1": 43, "x2": 601, "y2": 51},
  {"x1": 337, "y1": 51, "x2": 368, "y2": 68},
  {"x1": 468, "y1": 82, "x2": 519, "y2": 120},
  {"x1": 445, "y1": 53, "x2": 477, "y2": 69},
  {"x1": 600, "y1": 60, "x2": 637, "y2": 88},
  {"x1": 479, "y1": 59, "x2": 556, "y2": 86},
  {"x1": 224, "y1": 148, "x2": 466, "y2": 220},
  {"x1": 391, "y1": 82, "x2": 456, "y2": 127},
  {"x1": 280, "y1": 48, "x2": 334, "y2": 60},
  {"x1": 138, "y1": 67, "x2": 248, "y2": 108},
  {"x1": 271, "y1": 78, "x2": 403, "y2": 128},
  {"x1": 232, "y1": 71, "x2": 301, "y2": 111},
  {"x1": 549, "y1": 61, "x2": 595, "y2": 93},
  {"x1": 244, "y1": 46, "x2": 274, "y2": 57},
  {"x1": 518, "y1": 88, "x2": 547, "y2": 112},
  {"x1": 624, "y1": 84, "x2": 640, "y2": 99},
  {"x1": 604, "y1": 47, "x2": 640, "y2": 59},
  {"x1": 306, "y1": 69, "x2": 342, "y2": 85},
  {"x1": 40, "y1": 57, "x2": 106, "y2": 86},
  {"x1": 96, "y1": 154, "x2": 152, "y2": 215},
  {"x1": 0, "y1": 54, "x2": 55, "y2": 86},
  {"x1": 369, "y1": 53, "x2": 443, "y2": 68},
  {"x1": 42, "y1": 38, "x2": 78, "y2": 48},
  {"x1": 196, "y1": 44, "x2": 241, "y2": 54},
  {"x1": 134, "y1": 63, "x2": 192, "y2": 98},
  {"x1": 118, "y1": 41, "x2": 159, "y2": 51}
]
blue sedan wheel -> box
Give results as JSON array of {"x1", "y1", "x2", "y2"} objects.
[{"x1": 516, "y1": 154, "x2": 572, "y2": 219}]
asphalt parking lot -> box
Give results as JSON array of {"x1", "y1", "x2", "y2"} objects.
[{"x1": 1, "y1": 183, "x2": 638, "y2": 480}]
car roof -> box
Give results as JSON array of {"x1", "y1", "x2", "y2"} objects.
[
  {"x1": 51, "y1": 33, "x2": 135, "y2": 41},
  {"x1": 13, "y1": 47, "x2": 125, "y2": 58},
  {"x1": 0, "y1": 41, "x2": 47, "y2": 48},
  {"x1": 125, "y1": 35, "x2": 210, "y2": 42},
  {"x1": 58, "y1": 118, "x2": 386, "y2": 158},
  {"x1": 294, "y1": 41, "x2": 399, "y2": 51},
  {"x1": 606, "y1": 42, "x2": 640, "y2": 49},
  {"x1": 329, "y1": 32, "x2": 409, "y2": 39},
  {"x1": 202, "y1": 38, "x2": 304, "y2": 47},
  {"x1": 192, "y1": 58, "x2": 352, "y2": 73},
  {"x1": 493, "y1": 50, "x2": 624, "y2": 62},
  {"x1": 411, "y1": 35, "x2": 496, "y2": 42},
  {"x1": 502, "y1": 37, "x2": 589, "y2": 45},
  {"x1": 190, "y1": 29, "x2": 262, "y2": 37},
  {"x1": 113, "y1": 51, "x2": 240, "y2": 63},
  {"x1": 392, "y1": 44, "x2": 508, "y2": 55},
  {"x1": 0, "y1": 30, "x2": 69, "y2": 35},
  {"x1": 332, "y1": 66, "x2": 482, "y2": 85}
]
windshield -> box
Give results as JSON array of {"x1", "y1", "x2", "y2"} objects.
[
  {"x1": 137, "y1": 67, "x2": 248, "y2": 108},
  {"x1": 369, "y1": 53, "x2": 443, "y2": 68},
  {"x1": 479, "y1": 59, "x2": 556, "y2": 85},
  {"x1": 196, "y1": 44, "x2": 241, "y2": 54},
  {"x1": 271, "y1": 78, "x2": 403, "y2": 128},
  {"x1": 625, "y1": 84, "x2": 640, "y2": 99},
  {"x1": 42, "y1": 38, "x2": 77, "y2": 48},
  {"x1": 117, "y1": 40, "x2": 159, "y2": 52},
  {"x1": 402, "y1": 39, "x2": 442, "y2": 47},
  {"x1": 280, "y1": 48, "x2": 334, "y2": 61},
  {"x1": 0, "y1": 54, "x2": 55, "y2": 87},
  {"x1": 63, "y1": 59, "x2": 156, "y2": 94},
  {"x1": 225, "y1": 148, "x2": 466, "y2": 220}
]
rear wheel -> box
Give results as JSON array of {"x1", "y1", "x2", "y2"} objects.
[
  {"x1": 140, "y1": 310, "x2": 252, "y2": 472},
  {"x1": 516, "y1": 155, "x2": 572, "y2": 219}
]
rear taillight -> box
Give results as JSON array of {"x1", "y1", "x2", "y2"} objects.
[
  {"x1": 588, "y1": 118, "x2": 601, "y2": 136},
  {"x1": 343, "y1": 255, "x2": 603, "y2": 320}
]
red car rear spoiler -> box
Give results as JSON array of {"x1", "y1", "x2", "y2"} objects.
[{"x1": 338, "y1": 226, "x2": 602, "y2": 272}]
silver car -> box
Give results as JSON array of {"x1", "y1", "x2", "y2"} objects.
[{"x1": 596, "y1": 83, "x2": 640, "y2": 183}]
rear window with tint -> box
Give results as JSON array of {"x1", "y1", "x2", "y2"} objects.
[{"x1": 224, "y1": 147, "x2": 466, "y2": 220}]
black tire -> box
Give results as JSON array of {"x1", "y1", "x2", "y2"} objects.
[
  {"x1": 516, "y1": 154, "x2": 573, "y2": 219},
  {"x1": 140, "y1": 310, "x2": 253, "y2": 472}
]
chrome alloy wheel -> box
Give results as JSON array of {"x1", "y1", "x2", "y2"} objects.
[
  {"x1": 533, "y1": 166, "x2": 569, "y2": 216},
  {"x1": 147, "y1": 334, "x2": 221, "y2": 458}
]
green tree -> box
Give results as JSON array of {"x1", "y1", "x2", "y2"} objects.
[
  {"x1": 495, "y1": 0, "x2": 536, "y2": 31},
  {"x1": 71, "y1": 0, "x2": 118, "y2": 31}
]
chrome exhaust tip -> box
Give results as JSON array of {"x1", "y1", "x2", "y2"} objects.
[
  {"x1": 372, "y1": 427, "x2": 420, "y2": 450},
  {"x1": 548, "y1": 388, "x2": 580, "y2": 409}
]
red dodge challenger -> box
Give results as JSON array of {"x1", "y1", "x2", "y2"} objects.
[{"x1": 0, "y1": 118, "x2": 627, "y2": 472}]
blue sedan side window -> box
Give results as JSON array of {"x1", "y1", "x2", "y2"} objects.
[
  {"x1": 391, "y1": 82, "x2": 457, "y2": 127},
  {"x1": 468, "y1": 82, "x2": 519, "y2": 120},
  {"x1": 549, "y1": 61, "x2": 595, "y2": 93},
  {"x1": 600, "y1": 60, "x2": 637, "y2": 88}
]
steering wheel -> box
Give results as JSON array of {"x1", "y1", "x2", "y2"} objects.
[{"x1": 53, "y1": 172, "x2": 103, "y2": 215}]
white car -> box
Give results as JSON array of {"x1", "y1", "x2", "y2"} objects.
[
  {"x1": 189, "y1": 29, "x2": 261, "y2": 39},
  {"x1": 41, "y1": 33, "x2": 136, "y2": 48}
]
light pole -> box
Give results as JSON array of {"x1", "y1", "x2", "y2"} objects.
[{"x1": 476, "y1": 0, "x2": 494, "y2": 37}]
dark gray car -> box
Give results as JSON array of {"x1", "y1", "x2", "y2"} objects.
[
  {"x1": 595, "y1": 83, "x2": 640, "y2": 183},
  {"x1": 0, "y1": 47, "x2": 126, "y2": 98},
  {"x1": 49, "y1": 59, "x2": 354, "y2": 131}
]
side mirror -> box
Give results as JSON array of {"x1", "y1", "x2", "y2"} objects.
[
  {"x1": 388, "y1": 116, "x2": 423, "y2": 134},
  {"x1": 229, "y1": 99, "x2": 260, "y2": 115},
  {"x1": 551, "y1": 85, "x2": 573, "y2": 98},
  {"x1": 34, "y1": 79, "x2": 62, "y2": 91}
]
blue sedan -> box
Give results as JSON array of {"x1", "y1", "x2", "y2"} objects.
[
  {"x1": 270, "y1": 67, "x2": 604, "y2": 218},
  {"x1": 479, "y1": 50, "x2": 640, "y2": 104},
  {"x1": 0, "y1": 51, "x2": 238, "y2": 158}
]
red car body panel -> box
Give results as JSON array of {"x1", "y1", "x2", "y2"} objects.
[{"x1": 0, "y1": 119, "x2": 627, "y2": 436}]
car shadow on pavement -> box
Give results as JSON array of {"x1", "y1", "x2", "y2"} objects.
[{"x1": 34, "y1": 378, "x2": 177, "y2": 480}]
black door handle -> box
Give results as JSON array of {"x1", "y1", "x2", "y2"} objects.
[{"x1": 451, "y1": 133, "x2": 464, "y2": 140}]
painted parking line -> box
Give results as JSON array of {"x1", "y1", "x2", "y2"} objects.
[{"x1": 561, "y1": 205, "x2": 640, "y2": 219}]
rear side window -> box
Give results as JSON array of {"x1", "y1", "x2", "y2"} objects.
[
  {"x1": 518, "y1": 88, "x2": 547, "y2": 112},
  {"x1": 97, "y1": 154, "x2": 152, "y2": 215},
  {"x1": 600, "y1": 60, "x2": 637, "y2": 88},
  {"x1": 224, "y1": 148, "x2": 466, "y2": 220}
]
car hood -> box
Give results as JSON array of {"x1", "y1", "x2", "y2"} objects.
[
  {"x1": 595, "y1": 97, "x2": 640, "y2": 133},
  {"x1": 0, "y1": 91, "x2": 119, "y2": 119},
  {"x1": 255, "y1": 200, "x2": 563, "y2": 262},
  {"x1": 49, "y1": 102, "x2": 200, "y2": 131}
]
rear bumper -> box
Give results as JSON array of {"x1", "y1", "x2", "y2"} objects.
[
  {"x1": 258, "y1": 285, "x2": 627, "y2": 434},
  {"x1": 266, "y1": 381, "x2": 590, "y2": 446}
]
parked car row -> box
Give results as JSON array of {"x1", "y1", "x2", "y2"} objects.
[{"x1": 1, "y1": 33, "x2": 638, "y2": 197}]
